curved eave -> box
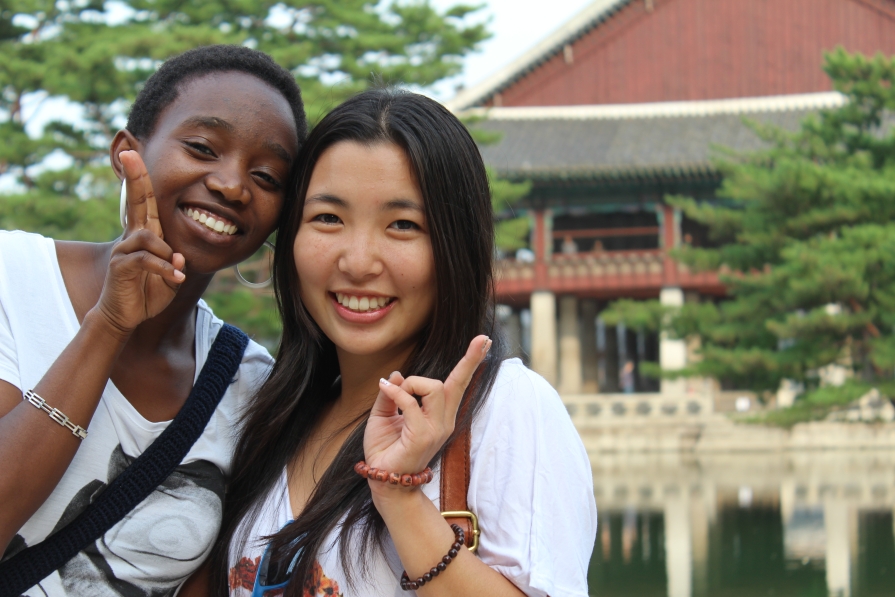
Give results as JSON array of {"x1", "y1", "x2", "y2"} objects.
[{"x1": 493, "y1": 162, "x2": 722, "y2": 184}]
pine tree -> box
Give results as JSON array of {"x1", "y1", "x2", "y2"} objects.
[
  {"x1": 602, "y1": 49, "x2": 895, "y2": 396},
  {"x1": 0, "y1": 0, "x2": 500, "y2": 343}
]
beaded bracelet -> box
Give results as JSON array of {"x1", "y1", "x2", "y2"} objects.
[
  {"x1": 23, "y1": 389, "x2": 88, "y2": 440},
  {"x1": 354, "y1": 461, "x2": 434, "y2": 487},
  {"x1": 400, "y1": 524, "x2": 465, "y2": 591}
]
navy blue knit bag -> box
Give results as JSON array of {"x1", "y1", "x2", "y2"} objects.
[{"x1": 0, "y1": 323, "x2": 249, "y2": 596}]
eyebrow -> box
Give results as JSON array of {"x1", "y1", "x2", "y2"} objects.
[
  {"x1": 182, "y1": 116, "x2": 235, "y2": 132},
  {"x1": 381, "y1": 198, "x2": 423, "y2": 213},
  {"x1": 305, "y1": 194, "x2": 348, "y2": 208},
  {"x1": 264, "y1": 140, "x2": 293, "y2": 164},
  {"x1": 182, "y1": 116, "x2": 293, "y2": 163},
  {"x1": 305, "y1": 195, "x2": 423, "y2": 213}
]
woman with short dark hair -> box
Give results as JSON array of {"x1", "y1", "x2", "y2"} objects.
[{"x1": 0, "y1": 45, "x2": 306, "y2": 596}]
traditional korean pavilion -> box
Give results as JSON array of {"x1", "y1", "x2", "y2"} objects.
[{"x1": 447, "y1": 0, "x2": 895, "y2": 395}]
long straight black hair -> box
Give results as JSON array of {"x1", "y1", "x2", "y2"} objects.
[{"x1": 210, "y1": 88, "x2": 506, "y2": 595}]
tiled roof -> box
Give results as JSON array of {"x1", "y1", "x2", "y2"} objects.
[
  {"x1": 447, "y1": 0, "x2": 632, "y2": 111},
  {"x1": 474, "y1": 93, "x2": 845, "y2": 181}
]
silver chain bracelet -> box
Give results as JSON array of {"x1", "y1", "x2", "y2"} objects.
[{"x1": 23, "y1": 390, "x2": 88, "y2": 440}]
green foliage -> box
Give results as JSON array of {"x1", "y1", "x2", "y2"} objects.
[
  {"x1": 599, "y1": 299, "x2": 667, "y2": 333},
  {"x1": 464, "y1": 116, "x2": 532, "y2": 251},
  {"x1": 0, "y1": 188, "x2": 120, "y2": 241},
  {"x1": 1, "y1": 0, "x2": 492, "y2": 339},
  {"x1": 202, "y1": 288, "x2": 282, "y2": 350},
  {"x1": 742, "y1": 380, "x2": 877, "y2": 428},
  {"x1": 604, "y1": 49, "x2": 895, "y2": 395},
  {"x1": 489, "y1": 166, "x2": 530, "y2": 251}
]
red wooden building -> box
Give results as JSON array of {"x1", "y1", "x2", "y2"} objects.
[{"x1": 448, "y1": 0, "x2": 895, "y2": 395}]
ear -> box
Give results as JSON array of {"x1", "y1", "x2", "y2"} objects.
[{"x1": 110, "y1": 130, "x2": 142, "y2": 182}]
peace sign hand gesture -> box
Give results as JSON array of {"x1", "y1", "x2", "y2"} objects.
[
  {"x1": 363, "y1": 335, "x2": 492, "y2": 483},
  {"x1": 94, "y1": 151, "x2": 185, "y2": 340}
]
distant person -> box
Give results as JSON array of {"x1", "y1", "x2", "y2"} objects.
[
  {"x1": 208, "y1": 89, "x2": 597, "y2": 597},
  {"x1": 562, "y1": 233, "x2": 578, "y2": 254},
  {"x1": 0, "y1": 46, "x2": 306, "y2": 596},
  {"x1": 621, "y1": 360, "x2": 636, "y2": 394}
]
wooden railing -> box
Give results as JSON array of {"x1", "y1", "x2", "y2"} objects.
[{"x1": 495, "y1": 249, "x2": 724, "y2": 301}]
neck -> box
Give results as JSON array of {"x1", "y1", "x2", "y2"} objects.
[{"x1": 335, "y1": 344, "x2": 416, "y2": 411}]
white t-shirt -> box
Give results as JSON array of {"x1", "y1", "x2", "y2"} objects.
[
  {"x1": 0, "y1": 231, "x2": 274, "y2": 596},
  {"x1": 228, "y1": 359, "x2": 597, "y2": 597}
]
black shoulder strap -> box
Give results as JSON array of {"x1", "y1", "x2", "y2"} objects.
[{"x1": 0, "y1": 323, "x2": 249, "y2": 596}]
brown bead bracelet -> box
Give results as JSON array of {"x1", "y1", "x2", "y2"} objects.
[
  {"x1": 354, "y1": 460, "x2": 434, "y2": 487},
  {"x1": 400, "y1": 523, "x2": 465, "y2": 591}
]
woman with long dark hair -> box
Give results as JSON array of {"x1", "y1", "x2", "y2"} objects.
[{"x1": 215, "y1": 89, "x2": 596, "y2": 596}]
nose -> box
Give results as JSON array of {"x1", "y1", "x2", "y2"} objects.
[
  {"x1": 337, "y1": 228, "x2": 384, "y2": 281},
  {"x1": 205, "y1": 161, "x2": 250, "y2": 204}
]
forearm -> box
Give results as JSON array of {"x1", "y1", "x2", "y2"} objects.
[
  {"x1": 371, "y1": 485, "x2": 526, "y2": 597},
  {"x1": 0, "y1": 309, "x2": 128, "y2": 551}
]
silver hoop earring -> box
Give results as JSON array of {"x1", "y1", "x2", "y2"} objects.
[
  {"x1": 234, "y1": 241, "x2": 275, "y2": 288},
  {"x1": 119, "y1": 181, "x2": 128, "y2": 229}
]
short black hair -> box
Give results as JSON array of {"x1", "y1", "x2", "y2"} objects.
[{"x1": 126, "y1": 45, "x2": 307, "y2": 144}]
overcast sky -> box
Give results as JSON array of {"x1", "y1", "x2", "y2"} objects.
[
  {"x1": 432, "y1": 0, "x2": 594, "y2": 99},
  {"x1": 20, "y1": 1, "x2": 595, "y2": 135}
]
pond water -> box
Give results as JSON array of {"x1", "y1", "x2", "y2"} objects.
[{"x1": 587, "y1": 450, "x2": 895, "y2": 597}]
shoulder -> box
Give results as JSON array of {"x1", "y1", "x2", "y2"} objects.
[
  {"x1": 471, "y1": 357, "x2": 585, "y2": 465},
  {"x1": 0, "y1": 232, "x2": 62, "y2": 302},
  {"x1": 0, "y1": 230, "x2": 53, "y2": 258},
  {"x1": 466, "y1": 359, "x2": 596, "y2": 597},
  {"x1": 197, "y1": 299, "x2": 274, "y2": 384},
  {"x1": 477, "y1": 357, "x2": 568, "y2": 426}
]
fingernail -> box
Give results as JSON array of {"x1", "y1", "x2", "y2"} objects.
[
  {"x1": 174, "y1": 270, "x2": 185, "y2": 282},
  {"x1": 380, "y1": 378, "x2": 390, "y2": 386},
  {"x1": 481, "y1": 337, "x2": 491, "y2": 355}
]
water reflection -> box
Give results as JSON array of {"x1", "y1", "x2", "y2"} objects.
[{"x1": 588, "y1": 451, "x2": 895, "y2": 597}]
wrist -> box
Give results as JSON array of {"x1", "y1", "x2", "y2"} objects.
[
  {"x1": 82, "y1": 307, "x2": 134, "y2": 346},
  {"x1": 369, "y1": 478, "x2": 427, "y2": 511}
]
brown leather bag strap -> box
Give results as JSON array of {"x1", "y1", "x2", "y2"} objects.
[{"x1": 440, "y1": 363, "x2": 485, "y2": 552}]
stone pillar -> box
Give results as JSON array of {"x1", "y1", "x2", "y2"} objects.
[
  {"x1": 559, "y1": 295, "x2": 582, "y2": 394},
  {"x1": 664, "y1": 489, "x2": 693, "y2": 597},
  {"x1": 776, "y1": 379, "x2": 803, "y2": 409},
  {"x1": 581, "y1": 299, "x2": 600, "y2": 393},
  {"x1": 780, "y1": 479, "x2": 796, "y2": 527},
  {"x1": 824, "y1": 499, "x2": 852, "y2": 597},
  {"x1": 503, "y1": 309, "x2": 523, "y2": 359},
  {"x1": 660, "y1": 287, "x2": 687, "y2": 397},
  {"x1": 690, "y1": 488, "x2": 710, "y2": 597},
  {"x1": 530, "y1": 291, "x2": 557, "y2": 386}
]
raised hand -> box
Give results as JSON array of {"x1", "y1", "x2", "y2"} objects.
[
  {"x1": 94, "y1": 151, "x2": 185, "y2": 339},
  {"x1": 363, "y1": 335, "x2": 492, "y2": 478}
]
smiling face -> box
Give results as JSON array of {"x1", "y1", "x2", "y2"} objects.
[
  {"x1": 121, "y1": 71, "x2": 298, "y2": 275},
  {"x1": 293, "y1": 141, "x2": 436, "y2": 362}
]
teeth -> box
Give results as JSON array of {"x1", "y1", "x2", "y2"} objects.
[
  {"x1": 185, "y1": 208, "x2": 237, "y2": 236},
  {"x1": 335, "y1": 293, "x2": 391, "y2": 312}
]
